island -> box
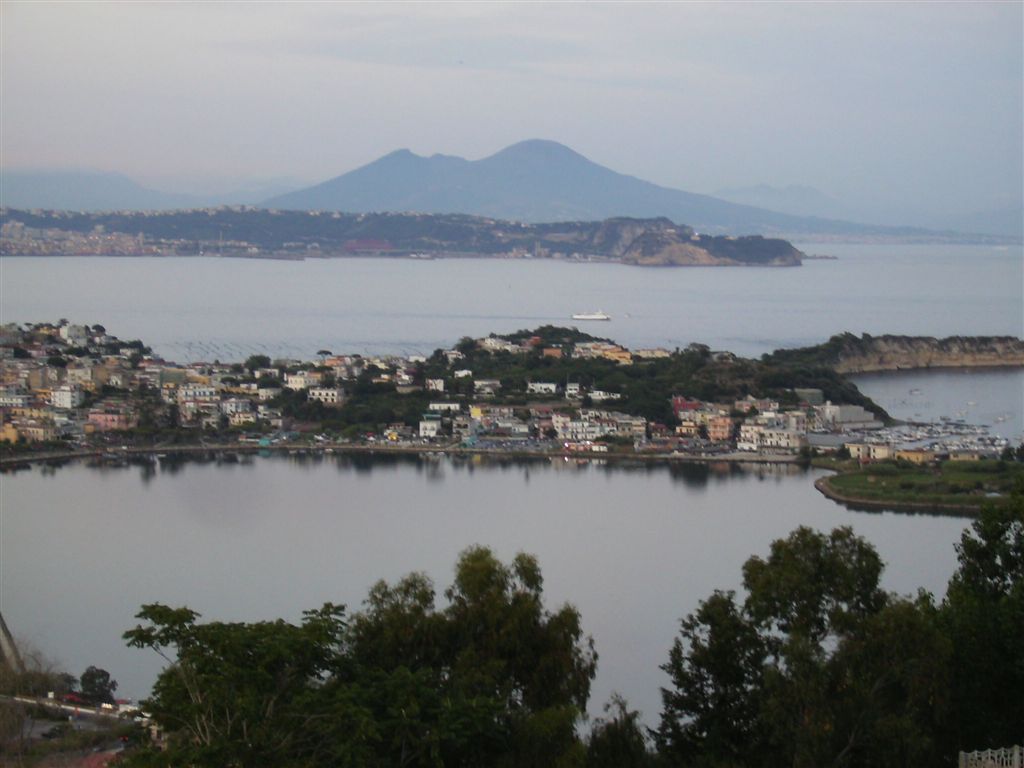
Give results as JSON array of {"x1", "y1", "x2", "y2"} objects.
[
  {"x1": 0, "y1": 208, "x2": 804, "y2": 266},
  {"x1": 2, "y1": 321, "x2": 1021, "y2": 512}
]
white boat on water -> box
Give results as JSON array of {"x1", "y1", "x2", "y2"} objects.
[{"x1": 571, "y1": 311, "x2": 611, "y2": 321}]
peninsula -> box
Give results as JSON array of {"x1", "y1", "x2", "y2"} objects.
[
  {"x1": 765, "y1": 332, "x2": 1024, "y2": 373},
  {"x1": 2, "y1": 322, "x2": 1021, "y2": 511},
  {"x1": 0, "y1": 208, "x2": 803, "y2": 266}
]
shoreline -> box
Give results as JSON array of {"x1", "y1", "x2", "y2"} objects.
[
  {"x1": 813, "y1": 475, "x2": 980, "y2": 516},
  {"x1": 0, "y1": 441, "x2": 803, "y2": 469}
]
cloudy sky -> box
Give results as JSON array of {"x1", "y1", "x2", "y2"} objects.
[{"x1": 2, "y1": 1, "x2": 1021, "y2": 227}]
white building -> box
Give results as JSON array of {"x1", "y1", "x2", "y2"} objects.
[
  {"x1": 257, "y1": 386, "x2": 282, "y2": 401},
  {"x1": 51, "y1": 385, "x2": 85, "y2": 410},
  {"x1": 284, "y1": 371, "x2": 323, "y2": 391},
  {"x1": 428, "y1": 402, "x2": 462, "y2": 413},
  {"x1": 177, "y1": 384, "x2": 219, "y2": 403},
  {"x1": 527, "y1": 382, "x2": 558, "y2": 395},
  {"x1": 308, "y1": 387, "x2": 346, "y2": 407},
  {"x1": 220, "y1": 397, "x2": 253, "y2": 415},
  {"x1": 633, "y1": 348, "x2": 671, "y2": 359},
  {"x1": 419, "y1": 416, "x2": 443, "y2": 438},
  {"x1": 59, "y1": 324, "x2": 90, "y2": 345},
  {"x1": 475, "y1": 379, "x2": 501, "y2": 396},
  {"x1": 814, "y1": 402, "x2": 883, "y2": 431},
  {"x1": 479, "y1": 337, "x2": 521, "y2": 354},
  {"x1": 737, "y1": 424, "x2": 765, "y2": 451},
  {"x1": 0, "y1": 388, "x2": 32, "y2": 408},
  {"x1": 228, "y1": 411, "x2": 257, "y2": 427}
]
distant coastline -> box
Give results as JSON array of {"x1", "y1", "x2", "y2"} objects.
[{"x1": 0, "y1": 209, "x2": 807, "y2": 267}]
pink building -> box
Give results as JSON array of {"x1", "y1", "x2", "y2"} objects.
[{"x1": 87, "y1": 407, "x2": 138, "y2": 432}]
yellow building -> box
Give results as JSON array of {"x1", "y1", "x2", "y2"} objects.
[
  {"x1": 895, "y1": 449, "x2": 936, "y2": 465},
  {"x1": 600, "y1": 347, "x2": 634, "y2": 365}
]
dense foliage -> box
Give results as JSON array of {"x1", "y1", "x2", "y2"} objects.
[
  {"x1": 123, "y1": 547, "x2": 597, "y2": 767},
  {"x1": 116, "y1": 496, "x2": 1023, "y2": 767},
  {"x1": 657, "y1": 494, "x2": 1024, "y2": 767}
]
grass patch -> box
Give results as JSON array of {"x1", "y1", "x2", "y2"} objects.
[{"x1": 825, "y1": 459, "x2": 1024, "y2": 509}]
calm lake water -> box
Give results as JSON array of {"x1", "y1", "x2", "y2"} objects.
[
  {"x1": 1, "y1": 456, "x2": 971, "y2": 725},
  {"x1": 1, "y1": 243, "x2": 1020, "y2": 360}
]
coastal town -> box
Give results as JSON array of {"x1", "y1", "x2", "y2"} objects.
[
  {"x1": 0, "y1": 321, "x2": 1013, "y2": 469},
  {"x1": 0, "y1": 207, "x2": 805, "y2": 266}
]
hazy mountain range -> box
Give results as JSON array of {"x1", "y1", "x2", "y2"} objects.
[
  {"x1": 0, "y1": 170, "x2": 298, "y2": 212},
  {"x1": 714, "y1": 183, "x2": 1022, "y2": 239},
  {"x1": 3, "y1": 141, "x2": 1019, "y2": 239}
]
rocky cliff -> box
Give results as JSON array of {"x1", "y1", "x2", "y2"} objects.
[{"x1": 767, "y1": 333, "x2": 1024, "y2": 373}]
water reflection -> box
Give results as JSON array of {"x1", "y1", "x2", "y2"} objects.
[
  {"x1": 1, "y1": 452, "x2": 971, "y2": 730},
  {"x1": 16, "y1": 450, "x2": 814, "y2": 486}
]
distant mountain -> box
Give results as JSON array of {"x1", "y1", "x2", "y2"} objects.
[
  {"x1": 264, "y1": 140, "x2": 943, "y2": 238},
  {"x1": 714, "y1": 184, "x2": 847, "y2": 221},
  {"x1": 0, "y1": 170, "x2": 300, "y2": 212},
  {"x1": 0, "y1": 170, "x2": 204, "y2": 211},
  {"x1": 716, "y1": 184, "x2": 1023, "y2": 239},
  {"x1": 941, "y1": 206, "x2": 1023, "y2": 240}
]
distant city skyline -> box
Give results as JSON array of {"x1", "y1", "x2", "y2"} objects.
[{"x1": 1, "y1": 2, "x2": 1020, "y2": 231}]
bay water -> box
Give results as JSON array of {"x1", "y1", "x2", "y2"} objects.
[{"x1": 1, "y1": 244, "x2": 1020, "y2": 360}]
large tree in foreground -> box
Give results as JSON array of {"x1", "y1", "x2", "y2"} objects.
[
  {"x1": 657, "y1": 526, "x2": 952, "y2": 768},
  {"x1": 124, "y1": 547, "x2": 596, "y2": 768},
  {"x1": 940, "y1": 493, "x2": 1024, "y2": 754}
]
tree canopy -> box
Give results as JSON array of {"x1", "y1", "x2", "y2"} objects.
[
  {"x1": 657, "y1": 496, "x2": 1024, "y2": 768},
  {"x1": 124, "y1": 547, "x2": 596, "y2": 768}
]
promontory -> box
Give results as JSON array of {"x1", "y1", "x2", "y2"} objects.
[{"x1": 0, "y1": 208, "x2": 803, "y2": 267}]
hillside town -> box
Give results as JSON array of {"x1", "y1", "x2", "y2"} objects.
[{"x1": 0, "y1": 320, "x2": 1011, "y2": 464}]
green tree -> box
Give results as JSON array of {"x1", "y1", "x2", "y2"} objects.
[
  {"x1": 124, "y1": 603, "x2": 346, "y2": 768},
  {"x1": 125, "y1": 549, "x2": 596, "y2": 767},
  {"x1": 245, "y1": 354, "x2": 271, "y2": 373},
  {"x1": 586, "y1": 694, "x2": 653, "y2": 768},
  {"x1": 657, "y1": 591, "x2": 769, "y2": 767},
  {"x1": 80, "y1": 665, "x2": 118, "y2": 704},
  {"x1": 940, "y1": 494, "x2": 1024, "y2": 753},
  {"x1": 340, "y1": 547, "x2": 597, "y2": 767},
  {"x1": 658, "y1": 527, "x2": 950, "y2": 768}
]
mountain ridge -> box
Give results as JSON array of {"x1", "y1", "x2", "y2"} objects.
[{"x1": 264, "y1": 139, "x2": 979, "y2": 239}]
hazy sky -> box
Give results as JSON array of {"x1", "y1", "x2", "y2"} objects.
[{"x1": 2, "y1": 1, "x2": 1021, "y2": 224}]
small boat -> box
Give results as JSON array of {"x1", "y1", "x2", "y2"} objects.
[{"x1": 571, "y1": 311, "x2": 611, "y2": 321}]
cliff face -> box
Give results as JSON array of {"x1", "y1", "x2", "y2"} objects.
[
  {"x1": 598, "y1": 221, "x2": 803, "y2": 266},
  {"x1": 829, "y1": 335, "x2": 1024, "y2": 373},
  {"x1": 766, "y1": 333, "x2": 1024, "y2": 373}
]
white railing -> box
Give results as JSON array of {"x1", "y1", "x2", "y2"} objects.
[{"x1": 959, "y1": 745, "x2": 1023, "y2": 768}]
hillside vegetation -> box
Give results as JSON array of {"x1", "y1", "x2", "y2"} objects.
[{"x1": 765, "y1": 332, "x2": 1024, "y2": 373}]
